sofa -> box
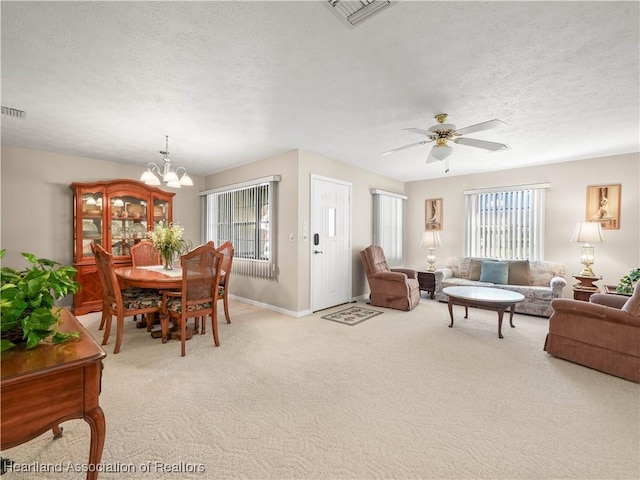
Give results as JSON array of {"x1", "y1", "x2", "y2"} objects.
[
  {"x1": 544, "y1": 284, "x2": 640, "y2": 383},
  {"x1": 435, "y1": 256, "x2": 567, "y2": 317}
]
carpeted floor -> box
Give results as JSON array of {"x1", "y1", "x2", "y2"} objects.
[{"x1": 1, "y1": 298, "x2": 638, "y2": 479}]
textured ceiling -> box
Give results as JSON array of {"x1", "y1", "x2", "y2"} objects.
[{"x1": 1, "y1": 1, "x2": 639, "y2": 182}]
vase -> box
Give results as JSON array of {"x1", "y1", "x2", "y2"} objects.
[{"x1": 161, "y1": 251, "x2": 175, "y2": 270}]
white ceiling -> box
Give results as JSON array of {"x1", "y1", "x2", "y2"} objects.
[{"x1": 1, "y1": 1, "x2": 638, "y2": 183}]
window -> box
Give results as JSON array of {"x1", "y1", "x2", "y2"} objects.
[
  {"x1": 464, "y1": 183, "x2": 550, "y2": 260},
  {"x1": 201, "y1": 175, "x2": 280, "y2": 279},
  {"x1": 372, "y1": 189, "x2": 407, "y2": 267}
]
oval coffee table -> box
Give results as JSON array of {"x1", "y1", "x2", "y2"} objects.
[{"x1": 443, "y1": 286, "x2": 525, "y2": 339}]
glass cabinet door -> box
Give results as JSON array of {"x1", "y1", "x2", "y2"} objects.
[
  {"x1": 79, "y1": 190, "x2": 104, "y2": 261},
  {"x1": 152, "y1": 198, "x2": 170, "y2": 227},
  {"x1": 110, "y1": 194, "x2": 148, "y2": 257}
]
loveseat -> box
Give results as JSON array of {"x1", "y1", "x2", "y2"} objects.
[
  {"x1": 435, "y1": 256, "x2": 567, "y2": 317},
  {"x1": 544, "y1": 284, "x2": 640, "y2": 383}
]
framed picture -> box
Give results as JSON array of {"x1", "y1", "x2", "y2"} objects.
[
  {"x1": 586, "y1": 184, "x2": 620, "y2": 229},
  {"x1": 425, "y1": 198, "x2": 443, "y2": 231}
]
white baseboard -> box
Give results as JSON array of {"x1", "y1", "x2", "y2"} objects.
[
  {"x1": 228, "y1": 294, "x2": 312, "y2": 318},
  {"x1": 229, "y1": 294, "x2": 370, "y2": 318}
]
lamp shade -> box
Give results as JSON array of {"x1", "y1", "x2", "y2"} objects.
[
  {"x1": 570, "y1": 222, "x2": 604, "y2": 244},
  {"x1": 429, "y1": 144, "x2": 453, "y2": 162},
  {"x1": 420, "y1": 230, "x2": 441, "y2": 248}
]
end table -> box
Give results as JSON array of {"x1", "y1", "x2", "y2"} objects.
[
  {"x1": 572, "y1": 274, "x2": 602, "y2": 301},
  {"x1": 417, "y1": 271, "x2": 436, "y2": 299}
]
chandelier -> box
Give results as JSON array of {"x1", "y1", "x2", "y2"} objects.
[{"x1": 140, "y1": 135, "x2": 193, "y2": 188}]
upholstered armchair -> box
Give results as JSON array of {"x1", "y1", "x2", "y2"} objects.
[
  {"x1": 544, "y1": 282, "x2": 640, "y2": 383},
  {"x1": 360, "y1": 245, "x2": 420, "y2": 311}
]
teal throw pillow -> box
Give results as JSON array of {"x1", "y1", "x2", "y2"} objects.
[{"x1": 479, "y1": 261, "x2": 509, "y2": 284}]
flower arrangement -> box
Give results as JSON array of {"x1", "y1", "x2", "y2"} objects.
[{"x1": 148, "y1": 221, "x2": 192, "y2": 270}]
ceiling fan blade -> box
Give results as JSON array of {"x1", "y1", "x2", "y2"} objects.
[
  {"x1": 380, "y1": 140, "x2": 431, "y2": 156},
  {"x1": 453, "y1": 137, "x2": 510, "y2": 151},
  {"x1": 455, "y1": 119, "x2": 506, "y2": 136},
  {"x1": 402, "y1": 128, "x2": 434, "y2": 137}
]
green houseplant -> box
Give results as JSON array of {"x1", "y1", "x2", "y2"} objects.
[
  {"x1": 616, "y1": 267, "x2": 640, "y2": 295},
  {"x1": 0, "y1": 249, "x2": 80, "y2": 351}
]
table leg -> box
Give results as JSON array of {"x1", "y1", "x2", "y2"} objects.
[
  {"x1": 509, "y1": 304, "x2": 516, "y2": 328},
  {"x1": 464, "y1": 306, "x2": 469, "y2": 319},
  {"x1": 85, "y1": 406, "x2": 105, "y2": 480},
  {"x1": 52, "y1": 425, "x2": 63, "y2": 440},
  {"x1": 497, "y1": 309, "x2": 504, "y2": 339},
  {"x1": 447, "y1": 298, "x2": 455, "y2": 328}
]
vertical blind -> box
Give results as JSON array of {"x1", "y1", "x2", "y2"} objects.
[
  {"x1": 372, "y1": 189, "x2": 407, "y2": 267},
  {"x1": 201, "y1": 176, "x2": 280, "y2": 279},
  {"x1": 464, "y1": 183, "x2": 550, "y2": 261}
]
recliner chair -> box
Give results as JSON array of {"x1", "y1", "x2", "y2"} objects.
[
  {"x1": 360, "y1": 245, "x2": 420, "y2": 311},
  {"x1": 544, "y1": 282, "x2": 640, "y2": 383}
]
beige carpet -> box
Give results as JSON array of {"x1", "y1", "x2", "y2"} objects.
[{"x1": 2, "y1": 298, "x2": 639, "y2": 479}]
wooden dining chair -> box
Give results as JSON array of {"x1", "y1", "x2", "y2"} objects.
[
  {"x1": 130, "y1": 240, "x2": 161, "y2": 329},
  {"x1": 160, "y1": 244, "x2": 224, "y2": 357},
  {"x1": 130, "y1": 240, "x2": 161, "y2": 267},
  {"x1": 91, "y1": 243, "x2": 163, "y2": 354},
  {"x1": 200, "y1": 241, "x2": 234, "y2": 335}
]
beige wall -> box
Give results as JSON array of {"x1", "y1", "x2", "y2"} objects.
[
  {"x1": 3, "y1": 143, "x2": 638, "y2": 313},
  {"x1": 404, "y1": 153, "x2": 640, "y2": 296},
  {"x1": 297, "y1": 150, "x2": 405, "y2": 308},
  {"x1": 203, "y1": 149, "x2": 404, "y2": 314},
  {"x1": 0, "y1": 145, "x2": 203, "y2": 301},
  {"x1": 202, "y1": 150, "x2": 301, "y2": 313}
]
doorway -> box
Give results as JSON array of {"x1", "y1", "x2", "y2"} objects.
[{"x1": 310, "y1": 175, "x2": 352, "y2": 312}]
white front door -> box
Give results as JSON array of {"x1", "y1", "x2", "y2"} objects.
[{"x1": 311, "y1": 175, "x2": 352, "y2": 312}]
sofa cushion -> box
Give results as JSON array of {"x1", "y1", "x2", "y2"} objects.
[
  {"x1": 508, "y1": 260, "x2": 531, "y2": 286},
  {"x1": 469, "y1": 259, "x2": 482, "y2": 281},
  {"x1": 480, "y1": 261, "x2": 509, "y2": 284}
]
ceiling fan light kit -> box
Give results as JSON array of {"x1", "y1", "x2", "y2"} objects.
[{"x1": 381, "y1": 113, "x2": 509, "y2": 172}]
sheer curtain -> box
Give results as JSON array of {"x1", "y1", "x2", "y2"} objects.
[{"x1": 372, "y1": 189, "x2": 407, "y2": 267}]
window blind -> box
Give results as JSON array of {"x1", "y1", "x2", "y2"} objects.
[
  {"x1": 464, "y1": 184, "x2": 549, "y2": 260},
  {"x1": 201, "y1": 176, "x2": 280, "y2": 279},
  {"x1": 372, "y1": 189, "x2": 407, "y2": 267}
]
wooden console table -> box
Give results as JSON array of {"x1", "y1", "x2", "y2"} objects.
[{"x1": 1, "y1": 308, "x2": 106, "y2": 480}]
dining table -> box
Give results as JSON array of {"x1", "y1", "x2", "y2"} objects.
[
  {"x1": 114, "y1": 265, "x2": 183, "y2": 290},
  {"x1": 114, "y1": 265, "x2": 184, "y2": 339}
]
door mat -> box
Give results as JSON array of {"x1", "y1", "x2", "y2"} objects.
[{"x1": 321, "y1": 306, "x2": 383, "y2": 326}]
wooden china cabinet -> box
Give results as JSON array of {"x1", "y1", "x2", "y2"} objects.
[{"x1": 70, "y1": 179, "x2": 175, "y2": 315}]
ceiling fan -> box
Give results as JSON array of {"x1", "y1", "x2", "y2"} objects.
[{"x1": 380, "y1": 113, "x2": 510, "y2": 173}]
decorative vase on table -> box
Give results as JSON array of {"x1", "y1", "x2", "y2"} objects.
[
  {"x1": 148, "y1": 221, "x2": 192, "y2": 271},
  {"x1": 161, "y1": 250, "x2": 176, "y2": 270}
]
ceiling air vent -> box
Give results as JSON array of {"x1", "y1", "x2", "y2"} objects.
[
  {"x1": 2, "y1": 106, "x2": 27, "y2": 119},
  {"x1": 326, "y1": 0, "x2": 391, "y2": 26}
]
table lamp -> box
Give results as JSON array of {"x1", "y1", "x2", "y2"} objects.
[
  {"x1": 570, "y1": 222, "x2": 604, "y2": 276},
  {"x1": 420, "y1": 230, "x2": 441, "y2": 272}
]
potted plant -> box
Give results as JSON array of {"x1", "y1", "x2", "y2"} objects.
[
  {"x1": 0, "y1": 249, "x2": 80, "y2": 351},
  {"x1": 616, "y1": 267, "x2": 640, "y2": 295}
]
